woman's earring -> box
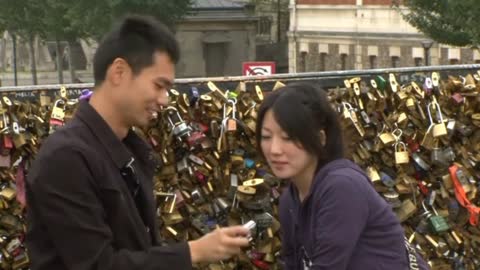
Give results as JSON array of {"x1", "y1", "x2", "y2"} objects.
[{"x1": 320, "y1": 130, "x2": 326, "y2": 147}]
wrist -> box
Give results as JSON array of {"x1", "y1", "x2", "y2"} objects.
[{"x1": 188, "y1": 240, "x2": 202, "y2": 264}]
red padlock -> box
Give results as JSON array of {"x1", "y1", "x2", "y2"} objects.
[
  {"x1": 187, "y1": 131, "x2": 206, "y2": 148},
  {"x1": 252, "y1": 259, "x2": 270, "y2": 270},
  {"x1": 451, "y1": 93, "x2": 464, "y2": 104},
  {"x1": 195, "y1": 170, "x2": 206, "y2": 185},
  {"x1": 406, "y1": 137, "x2": 420, "y2": 153}
]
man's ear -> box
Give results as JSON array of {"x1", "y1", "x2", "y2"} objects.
[
  {"x1": 319, "y1": 130, "x2": 326, "y2": 147},
  {"x1": 106, "y1": 58, "x2": 131, "y2": 86}
]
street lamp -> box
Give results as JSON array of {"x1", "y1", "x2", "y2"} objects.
[{"x1": 421, "y1": 39, "x2": 434, "y2": 66}]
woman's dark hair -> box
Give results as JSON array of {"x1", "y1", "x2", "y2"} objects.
[{"x1": 256, "y1": 83, "x2": 345, "y2": 167}]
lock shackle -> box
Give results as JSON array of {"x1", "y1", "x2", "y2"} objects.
[
  {"x1": 342, "y1": 102, "x2": 353, "y2": 112},
  {"x1": 53, "y1": 99, "x2": 66, "y2": 109},
  {"x1": 2, "y1": 113, "x2": 7, "y2": 129},
  {"x1": 421, "y1": 200, "x2": 432, "y2": 217},
  {"x1": 427, "y1": 101, "x2": 444, "y2": 124},
  {"x1": 165, "y1": 106, "x2": 184, "y2": 127},
  {"x1": 394, "y1": 141, "x2": 407, "y2": 152},
  {"x1": 379, "y1": 124, "x2": 387, "y2": 134},
  {"x1": 12, "y1": 122, "x2": 20, "y2": 135},
  {"x1": 227, "y1": 99, "x2": 237, "y2": 120},
  {"x1": 392, "y1": 128, "x2": 403, "y2": 142},
  {"x1": 421, "y1": 199, "x2": 439, "y2": 217},
  {"x1": 424, "y1": 77, "x2": 433, "y2": 89}
]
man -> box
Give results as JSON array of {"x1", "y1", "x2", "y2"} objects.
[{"x1": 26, "y1": 15, "x2": 250, "y2": 270}]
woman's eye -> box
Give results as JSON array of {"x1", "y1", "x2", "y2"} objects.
[
  {"x1": 282, "y1": 136, "x2": 292, "y2": 141},
  {"x1": 261, "y1": 135, "x2": 271, "y2": 140}
]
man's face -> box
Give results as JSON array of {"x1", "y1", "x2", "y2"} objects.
[{"x1": 116, "y1": 51, "x2": 175, "y2": 128}]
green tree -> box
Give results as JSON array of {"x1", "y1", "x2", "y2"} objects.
[
  {"x1": 44, "y1": 0, "x2": 193, "y2": 83},
  {"x1": 41, "y1": 0, "x2": 87, "y2": 84},
  {"x1": 396, "y1": 0, "x2": 480, "y2": 47},
  {"x1": 67, "y1": 0, "x2": 193, "y2": 40},
  {"x1": 0, "y1": 0, "x2": 45, "y2": 85}
]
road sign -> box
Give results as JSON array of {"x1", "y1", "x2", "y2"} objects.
[{"x1": 242, "y1": 62, "x2": 276, "y2": 76}]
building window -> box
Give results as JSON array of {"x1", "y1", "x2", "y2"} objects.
[
  {"x1": 340, "y1": 54, "x2": 348, "y2": 70},
  {"x1": 391, "y1": 56, "x2": 400, "y2": 68},
  {"x1": 450, "y1": 59, "x2": 460, "y2": 65},
  {"x1": 257, "y1": 16, "x2": 272, "y2": 36},
  {"x1": 475, "y1": 59, "x2": 480, "y2": 64},
  {"x1": 204, "y1": 43, "x2": 227, "y2": 77},
  {"x1": 369, "y1": 55, "x2": 377, "y2": 69},
  {"x1": 319, "y1": 53, "x2": 327, "y2": 71},
  {"x1": 414, "y1": 57, "x2": 423, "y2": 67},
  {"x1": 300, "y1": 51, "x2": 307, "y2": 72}
]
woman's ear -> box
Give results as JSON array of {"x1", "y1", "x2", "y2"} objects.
[{"x1": 319, "y1": 130, "x2": 326, "y2": 147}]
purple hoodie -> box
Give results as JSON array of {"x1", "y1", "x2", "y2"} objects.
[{"x1": 279, "y1": 158, "x2": 429, "y2": 270}]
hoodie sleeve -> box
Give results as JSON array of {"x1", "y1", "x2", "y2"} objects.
[
  {"x1": 310, "y1": 173, "x2": 369, "y2": 270},
  {"x1": 278, "y1": 191, "x2": 296, "y2": 269}
]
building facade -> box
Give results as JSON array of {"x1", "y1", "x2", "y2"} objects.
[
  {"x1": 0, "y1": 0, "x2": 259, "y2": 85},
  {"x1": 288, "y1": 0, "x2": 480, "y2": 73},
  {"x1": 175, "y1": 0, "x2": 258, "y2": 77}
]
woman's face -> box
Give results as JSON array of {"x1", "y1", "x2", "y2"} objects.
[{"x1": 260, "y1": 110, "x2": 317, "y2": 180}]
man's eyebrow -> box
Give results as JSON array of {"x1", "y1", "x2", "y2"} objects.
[{"x1": 155, "y1": 77, "x2": 174, "y2": 88}]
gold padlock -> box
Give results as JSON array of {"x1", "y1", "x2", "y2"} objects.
[
  {"x1": 379, "y1": 125, "x2": 396, "y2": 145},
  {"x1": 427, "y1": 101, "x2": 447, "y2": 137},
  {"x1": 237, "y1": 185, "x2": 256, "y2": 195},
  {"x1": 406, "y1": 97, "x2": 415, "y2": 109},
  {"x1": 243, "y1": 178, "x2": 264, "y2": 187},
  {"x1": 389, "y1": 73, "x2": 398, "y2": 93},
  {"x1": 254, "y1": 85, "x2": 264, "y2": 102},
  {"x1": 51, "y1": 99, "x2": 66, "y2": 121},
  {"x1": 366, "y1": 166, "x2": 381, "y2": 183},
  {"x1": 432, "y1": 72, "x2": 440, "y2": 88},
  {"x1": 273, "y1": 81, "x2": 285, "y2": 91},
  {"x1": 394, "y1": 142, "x2": 409, "y2": 164}
]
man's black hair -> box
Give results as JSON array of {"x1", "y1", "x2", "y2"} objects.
[{"x1": 93, "y1": 15, "x2": 180, "y2": 85}]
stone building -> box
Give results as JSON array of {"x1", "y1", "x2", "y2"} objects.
[{"x1": 288, "y1": 0, "x2": 480, "y2": 73}]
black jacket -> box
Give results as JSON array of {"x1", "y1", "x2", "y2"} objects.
[{"x1": 26, "y1": 100, "x2": 192, "y2": 270}]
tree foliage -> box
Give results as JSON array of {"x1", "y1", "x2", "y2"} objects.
[
  {"x1": 67, "y1": 0, "x2": 193, "y2": 40},
  {"x1": 396, "y1": 0, "x2": 480, "y2": 47}
]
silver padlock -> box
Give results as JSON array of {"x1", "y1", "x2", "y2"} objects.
[{"x1": 165, "y1": 106, "x2": 191, "y2": 138}]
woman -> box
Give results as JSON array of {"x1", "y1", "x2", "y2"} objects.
[{"x1": 256, "y1": 83, "x2": 428, "y2": 270}]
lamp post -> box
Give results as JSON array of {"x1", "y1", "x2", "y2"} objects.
[{"x1": 421, "y1": 40, "x2": 434, "y2": 66}]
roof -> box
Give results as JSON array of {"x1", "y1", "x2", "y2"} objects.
[{"x1": 192, "y1": 0, "x2": 250, "y2": 9}]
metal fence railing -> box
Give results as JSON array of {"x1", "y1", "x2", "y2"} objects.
[{"x1": 0, "y1": 64, "x2": 479, "y2": 100}]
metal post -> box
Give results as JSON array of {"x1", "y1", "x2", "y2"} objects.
[
  {"x1": 422, "y1": 40, "x2": 434, "y2": 66},
  {"x1": 12, "y1": 33, "x2": 18, "y2": 86}
]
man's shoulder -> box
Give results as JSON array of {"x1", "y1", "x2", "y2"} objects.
[{"x1": 34, "y1": 119, "x2": 100, "y2": 169}]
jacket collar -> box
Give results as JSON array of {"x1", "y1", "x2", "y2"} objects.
[{"x1": 75, "y1": 100, "x2": 153, "y2": 169}]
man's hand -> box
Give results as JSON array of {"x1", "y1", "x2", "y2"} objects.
[{"x1": 188, "y1": 226, "x2": 251, "y2": 263}]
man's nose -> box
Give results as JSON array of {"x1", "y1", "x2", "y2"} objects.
[{"x1": 157, "y1": 91, "x2": 169, "y2": 107}]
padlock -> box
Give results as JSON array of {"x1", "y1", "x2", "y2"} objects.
[
  {"x1": 422, "y1": 200, "x2": 450, "y2": 234},
  {"x1": 50, "y1": 99, "x2": 66, "y2": 121},
  {"x1": 395, "y1": 199, "x2": 417, "y2": 222},
  {"x1": 427, "y1": 101, "x2": 447, "y2": 138},
  {"x1": 421, "y1": 125, "x2": 436, "y2": 151},
  {"x1": 165, "y1": 106, "x2": 191, "y2": 139},
  {"x1": 389, "y1": 73, "x2": 398, "y2": 93},
  {"x1": 430, "y1": 145, "x2": 446, "y2": 167},
  {"x1": 394, "y1": 142, "x2": 409, "y2": 164}
]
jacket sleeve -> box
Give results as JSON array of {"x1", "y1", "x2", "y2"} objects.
[
  {"x1": 310, "y1": 174, "x2": 369, "y2": 270},
  {"x1": 27, "y1": 147, "x2": 192, "y2": 270},
  {"x1": 278, "y1": 193, "x2": 295, "y2": 269}
]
